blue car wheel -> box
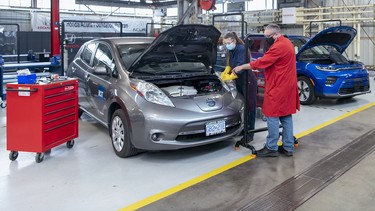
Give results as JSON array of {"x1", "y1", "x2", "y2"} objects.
[{"x1": 298, "y1": 76, "x2": 316, "y2": 105}]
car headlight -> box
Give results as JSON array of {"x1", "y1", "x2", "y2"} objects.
[
  {"x1": 215, "y1": 71, "x2": 238, "y2": 99},
  {"x1": 130, "y1": 80, "x2": 174, "y2": 107},
  {"x1": 222, "y1": 80, "x2": 238, "y2": 99},
  {"x1": 316, "y1": 66, "x2": 337, "y2": 71}
]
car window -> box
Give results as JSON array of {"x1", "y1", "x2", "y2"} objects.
[
  {"x1": 93, "y1": 43, "x2": 115, "y2": 78},
  {"x1": 249, "y1": 38, "x2": 265, "y2": 53},
  {"x1": 118, "y1": 44, "x2": 149, "y2": 69},
  {"x1": 80, "y1": 43, "x2": 96, "y2": 66},
  {"x1": 289, "y1": 38, "x2": 307, "y2": 54}
]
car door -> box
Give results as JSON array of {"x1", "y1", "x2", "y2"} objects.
[
  {"x1": 86, "y1": 42, "x2": 115, "y2": 122},
  {"x1": 70, "y1": 42, "x2": 97, "y2": 111}
]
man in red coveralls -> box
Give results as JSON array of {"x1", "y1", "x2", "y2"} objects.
[{"x1": 233, "y1": 24, "x2": 300, "y2": 157}]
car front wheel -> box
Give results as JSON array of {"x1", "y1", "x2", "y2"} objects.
[
  {"x1": 298, "y1": 76, "x2": 316, "y2": 105},
  {"x1": 110, "y1": 109, "x2": 138, "y2": 158}
]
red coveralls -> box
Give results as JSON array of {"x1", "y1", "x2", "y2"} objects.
[{"x1": 250, "y1": 35, "x2": 300, "y2": 117}]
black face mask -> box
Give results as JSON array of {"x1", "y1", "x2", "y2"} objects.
[{"x1": 266, "y1": 37, "x2": 275, "y2": 45}]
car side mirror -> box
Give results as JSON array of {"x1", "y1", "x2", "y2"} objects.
[{"x1": 93, "y1": 66, "x2": 109, "y2": 76}]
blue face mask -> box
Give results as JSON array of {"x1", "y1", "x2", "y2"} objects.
[{"x1": 226, "y1": 43, "x2": 235, "y2": 51}]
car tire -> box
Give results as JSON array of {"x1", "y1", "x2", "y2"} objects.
[
  {"x1": 298, "y1": 76, "x2": 316, "y2": 105},
  {"x1": 110, "y1": 109, "x2": 138, "y2": 158}
]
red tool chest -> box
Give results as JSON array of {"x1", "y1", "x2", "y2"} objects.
[{"x1": 6, "y1": 79, "x2": 78, "y2": 163}]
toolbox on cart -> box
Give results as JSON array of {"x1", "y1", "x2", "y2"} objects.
[
  {"x1": 6, "y1": 79, "x2": 78, "y2": 163},
  {"x1": 17, "y1": 73, "x2": 37, "y2": 84}
]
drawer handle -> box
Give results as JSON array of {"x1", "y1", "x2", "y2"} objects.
[{"x1": 5, "y1": 88, "x2": 38, "y2": 92}]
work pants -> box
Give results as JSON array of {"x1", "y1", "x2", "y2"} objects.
[{"x1": 265, "y1": 114, "x2": 294, "y2": 152}]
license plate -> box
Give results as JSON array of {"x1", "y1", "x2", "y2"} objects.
[{"x1": 205, "y1": 120, "x2": 226, "y2": 136}]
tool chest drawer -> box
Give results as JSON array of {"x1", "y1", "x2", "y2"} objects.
[
  {"x1": 44, "y1": 90, "x2": 76, "y2": 105},
  {"x1": 44, "y1": 82, "x2": 76, "y2": 96},
  {"x1": 44, "y1": 106, "x2": 76, "y2": 121},
  {"x1": 44, "y1": 121, "x2": 77, "y2": 146}
]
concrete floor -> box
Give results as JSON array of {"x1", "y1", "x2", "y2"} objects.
[
  {"x1": 0, "y1": 76, "x2": 374, "y2": 210},
  {"x1": 137, "y1": 105, "x2": 375, "y2": 211}
]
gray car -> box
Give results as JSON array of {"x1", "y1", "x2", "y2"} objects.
[{"x1": 66, "y1": 24, "x2": 244, "y2": 157}]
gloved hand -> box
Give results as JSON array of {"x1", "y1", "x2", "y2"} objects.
[{"x1": 220, "y1": 66, "x2": 238, "y2": 81}]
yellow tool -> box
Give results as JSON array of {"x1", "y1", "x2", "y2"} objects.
[{"x1": 220, "y1": 66, "x2": 238, "y2": 81}]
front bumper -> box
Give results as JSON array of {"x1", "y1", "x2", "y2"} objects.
[
  {"x1": 320, "y1": 75, "x2": 371, "y2": 98},
  {"x1": 128, "y1": 96, "x2": 244, "y2": 151}
]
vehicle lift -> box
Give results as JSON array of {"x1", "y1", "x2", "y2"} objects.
[{"x1": 234, "y1": 34, "x2": 298, "y2": 154}]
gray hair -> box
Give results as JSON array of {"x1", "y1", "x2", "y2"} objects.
[{"x1": 265, "y1": 24, "x2": 280, "y2": 34}]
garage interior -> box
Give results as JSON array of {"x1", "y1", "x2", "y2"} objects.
[{"x1": 1, "y1": 0, "x2": 375, "y2": 210}]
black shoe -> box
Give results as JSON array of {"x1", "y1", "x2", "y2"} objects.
[
  {"x1": 256, "y1": 146, "x2": 278, "y2": 157},
  {"x1": 278, "y1": 147, "x2": 293, "y2": 157}
]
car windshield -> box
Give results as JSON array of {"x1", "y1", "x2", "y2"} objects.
[
  {"x1": 134, "y1": 62, "x2": 207, "y2": 75},
  {"x1": 299, "y1": 45, "x2": 331, "y2": 59},
  {"x1": 117, "y1": 44, "x2": 149, "y2": 69}
]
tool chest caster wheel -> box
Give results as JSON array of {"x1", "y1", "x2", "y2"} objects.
[
  {"x1": 0, "y1": 102, "x2": 5, "y2": 108},
  {"x1": 9, "y1": 151, "x2": 18, "y2": 161},
  {"x1": 66, "y1": 140, "x2": 74, "y2": 148},
  {"x1": 35, "y1": 153, "x2": 44, "y2": 163}
]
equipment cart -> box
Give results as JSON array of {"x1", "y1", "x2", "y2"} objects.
[{"x1": 6, "y1": 79, "x2": 78, "y2": 163}]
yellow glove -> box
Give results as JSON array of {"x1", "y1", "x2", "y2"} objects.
[
  {"x1": 223, "y1": 65, "x2": 231, "y2": 74},
  {"x1": 220, "y1": 66, "x2": 238, "y2": 81}
]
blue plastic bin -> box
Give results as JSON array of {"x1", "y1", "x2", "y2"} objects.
[{"x1": 18, "y1": 74, "x2": 37, "y2": 84}]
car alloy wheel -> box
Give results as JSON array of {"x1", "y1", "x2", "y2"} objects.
[
  {"x1": 110, "y1": 109, "x2": 138, "y2": 157},
  {"x1": 298, "y1": 76, "x2": 316, "y2": 105},
  {"x1": 112, "y1": 115, "x2": 125, "y2": 152}
]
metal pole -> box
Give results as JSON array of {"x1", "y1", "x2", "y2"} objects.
[
  {"x1": 356, "y1": 10, "x2": 361, "y2": 61},
  {"x1": 51, "y1": 0, "x2": 60, "y2": 57},
  {"x1": 356, "y1": 23, "x2": 361, "y2": 61},
  {"x1": 177, "y1": 0, "x2": 197, "y2": 25},
  {"x1": 244, "y1": 36, "x2": 249, "y2": 144},
  {"x1": 177, "y1": 0, "x2": 184, "y2": 24}
]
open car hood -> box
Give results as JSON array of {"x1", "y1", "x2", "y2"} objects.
[
  {"x1": 129, "y1": 24, "x2": 221, "y2": 72},
  {"x1": 297, "y1": 26, "x2": 357, "y2": 57}
]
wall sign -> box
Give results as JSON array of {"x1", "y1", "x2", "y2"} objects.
[
  {"x1": 31, "y1": 13, "x2": 150, "y2": 33},
  {"x1": 282, "y1": 7, "x2": 297, "y2": 24}
]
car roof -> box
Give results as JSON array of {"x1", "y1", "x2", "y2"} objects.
[
  {"x1": 246, "y1": 33, "x2": 308, "y2": 39},
  {"x1": 95, "y1": 37, "x2": 155, "y2": 45}
]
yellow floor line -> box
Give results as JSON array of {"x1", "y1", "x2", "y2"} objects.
[
  {"x1": 295, "y1": 102, "x2": 375, "y2": 139},
  {"x1": 120, "y1": 102, "x2": 375, "y2": 211},
  {"x1": 119, "y1": 154, "x2": 256, "y2": 211}
]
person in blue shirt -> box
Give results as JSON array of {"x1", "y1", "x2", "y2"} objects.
[{"x1": 223, "y1": 32, "x2": 257, "y2": 142}]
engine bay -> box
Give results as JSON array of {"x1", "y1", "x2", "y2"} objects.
[{"x1": 149, "y1": 75, "x2": 223, "y2": 97}]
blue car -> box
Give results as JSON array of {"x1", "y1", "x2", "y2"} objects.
[{"x1": 248, "y1": 26, "x2": 371, "y2": 105}]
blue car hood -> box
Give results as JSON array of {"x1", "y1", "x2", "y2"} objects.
[
  {"x1": 297, "y1": 26, "x2": 357, "y2": 57},
  {"x1": 129, "y1": 24, "x2": 221, "y2": 72}
]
